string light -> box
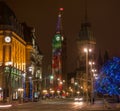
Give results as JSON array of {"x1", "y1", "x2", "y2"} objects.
[{"x1": 96, "y1": 57, "x2": 120, "y2": 95}]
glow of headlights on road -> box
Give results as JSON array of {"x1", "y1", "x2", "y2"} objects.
[
  {"x1": 74, "y1": 101, "x2": 84, "y2": 105},
  {"x1": 74, "y1": 98, "x2": 83, "y2": 101},
  {"x1": 0, "y1": 104, "x2": 12, "y2": 108}
]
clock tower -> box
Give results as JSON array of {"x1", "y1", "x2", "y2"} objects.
[
  {"x1": 76, "y1": 0, "x2": 96, "y2": 103},
  {"x1": 51, "y1": 8, "x2": 67, "y2": 92}
]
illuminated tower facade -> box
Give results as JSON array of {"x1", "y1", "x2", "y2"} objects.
[{"x1": 52, "y1": 8, "x2": 67, "y2": 91}]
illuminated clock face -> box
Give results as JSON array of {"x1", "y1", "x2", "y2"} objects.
[
  {"x1": 56, "y1": 36, "x2": 60, "y2": 41},
  {"x1": 4, "y1": 36, "x2": 11, "y2": 43}
]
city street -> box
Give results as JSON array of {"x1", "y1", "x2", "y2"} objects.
[
  {"x1": 0, "y1": 98, "x2": 120, "y2": 111},
  {"x1": 0, "y1": 99, "x2": 85, "y2": 111}
]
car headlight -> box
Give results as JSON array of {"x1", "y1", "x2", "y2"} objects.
[
  {"x1": 79, "y1": 98, "x2": 83, "y2": 101},
  {"x1": 74, "y1": 98, "x2": 79, "y2": 101}
]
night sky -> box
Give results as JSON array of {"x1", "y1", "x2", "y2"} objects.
[{"x1": 4, "y1": 0, "x2": 120, "y2": 73}]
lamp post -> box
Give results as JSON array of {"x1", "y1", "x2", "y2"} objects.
[
  {"x1": 42, "y1": 75, "x2": 53, "y2": 91},
  {"x1": 76, "y1": 91, "x2": 80, "y2": 97},
  {"x1": 28, "y1": 66, "x2": 33, "y2": 101},
  {"x1": 74, "y1": 82, "x2": 78, "y2": 96},
  {"x1": 57, "y1": 90, "x2": 60, "y2": 97},
  {"x1": 5, "y1": 61, "x2": 13, "y2": 103},
  {"x1": 44, "y1": 76, "x2": 47, "y2": 90},
  {"x1": 50, "y1": 75, "x2": 54, "y2": 89},
  {"x1": 89, "y1": 61, "x2": 95, "y2": 104},
  {"x1": 84, "y1": 48, "x2": 92, "y2": 103},
  {"x1": 50, "y1": 89, "x2": 55, "y2": 98},
  {"x1": 91, "y1": 68, "x2": 97, "y2": 104},
  {"x1": 18, "y1": 88, "x2": 24, "y2": 103}
]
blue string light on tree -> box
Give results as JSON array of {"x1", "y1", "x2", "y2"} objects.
[{"x1": 95, "y1": 57, "x2": 120, "y2": 96}]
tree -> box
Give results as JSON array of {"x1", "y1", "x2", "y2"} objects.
[{"x1": 95, "y1": 57, "x2": 120, "y2": 96}]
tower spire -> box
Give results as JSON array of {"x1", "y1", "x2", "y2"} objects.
[
  {"x1": 56, "y1": 8, "x2": 64, "y2": 34},
  {"x1": 84, "y1": 0, "x2": 88, "y2": 22}
]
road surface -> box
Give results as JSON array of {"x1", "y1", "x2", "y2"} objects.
[{"x1": 0, "y1": 99, "x2": 120, "y2": 111}]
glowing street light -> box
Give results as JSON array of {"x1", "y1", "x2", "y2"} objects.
[
  {"x1": 59, "y1": 81, "x2": 63, "y2": 85},
  {"x1": 76, "y1": 91, "x2": 80, "y2": 96},
  {"x1": 18, "y1": 88, "x2": 24, "y2": 103}
]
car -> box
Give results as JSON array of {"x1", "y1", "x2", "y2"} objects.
[
  {"x1": 23, "y1": 97, "x2": 29, "y2": 102},
  {"x1": 74, "y1": 97, "x2": 83, "y2": 102}
]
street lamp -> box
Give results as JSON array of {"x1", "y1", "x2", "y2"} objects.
[
  {"x1": 84, "y1": 48, "x2": 92, "y2": 103},
  {"x1": 43, "y1": 75, "x2": 53, "y2": 90},
  {"x1": 18, "y1": 88, "x2": 24, "y2": 103},
  {"x1": 74, "y1": 82, "x2": 78, "y2": 96},
  {"x1": 5, "y1": 61, "x2": 13, "y2": 103},
  {"x1": 0, "y1": 88, "x2": 3, "y2": 101},
  {"x1": 50, "y1": 89, "x2": 55, "y2": 98},
  {"x1": 89, "y1": 61, "x2": 95, "y2": 104},
  {"x1": 28, "y1": 66, "x2": 33, "y2": 101},
  {"x1": 76, "y1": 91, "x2": 80, "y2": 97},
  {"x1": 91, "y1": 68, "x2": 97, "y2": 104},
  {"x1": 57, "y1": 90, "x2": 60, "y2": 97},
  {"x1": 50, "y1": 75, "x2": 54, "y2": 89}
]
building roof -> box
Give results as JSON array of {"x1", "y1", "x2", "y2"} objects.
[
  {"x1": 78, "y1": 21, "x2": 94, "y2": 41},
  {"x1": 22, "y1": 22, "x2": 33, "y2": 44},
  {"x1": 0, "y1": 1, "x2": 16, "y2": 25}
]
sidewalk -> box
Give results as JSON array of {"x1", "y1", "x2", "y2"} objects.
[{"x1": 81, "y1": 100, "x2": 120, "y2": 110}]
